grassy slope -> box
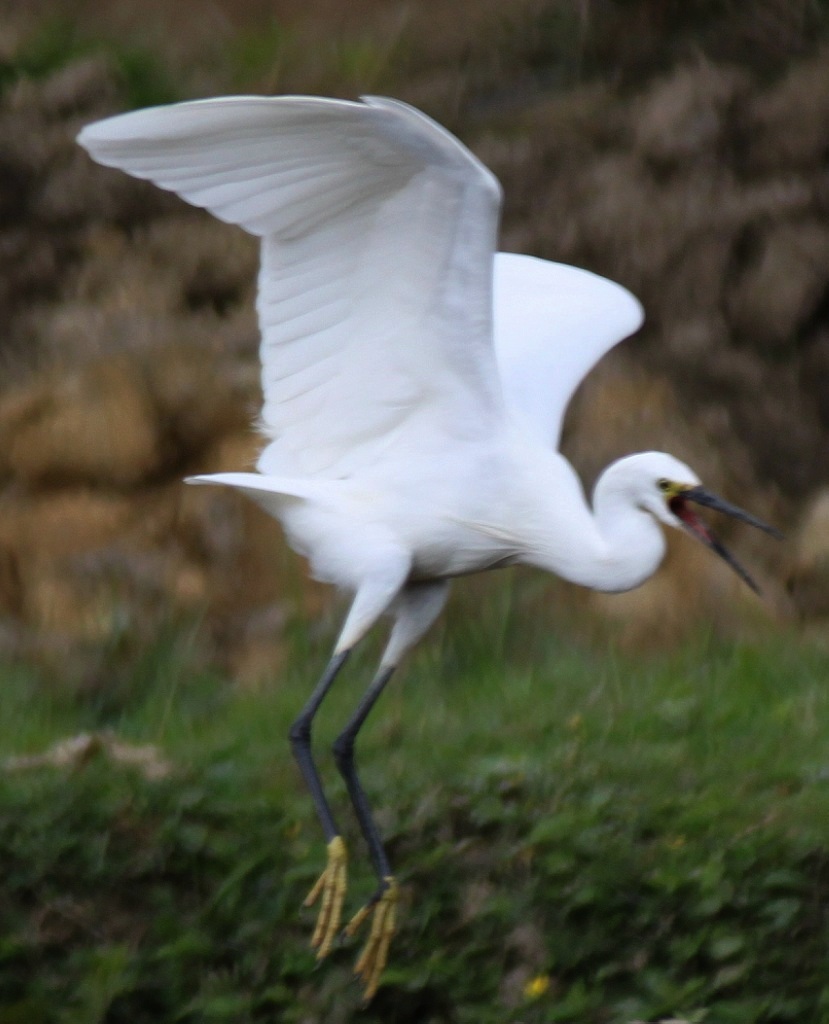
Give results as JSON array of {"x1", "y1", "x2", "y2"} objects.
[{"x1": 2, "y1": 588, "x2": 829, "y2": 1024}]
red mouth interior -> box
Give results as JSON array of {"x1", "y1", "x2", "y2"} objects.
[{"x1": 669, "y1": 495, "x2": 714, "y2": 544}]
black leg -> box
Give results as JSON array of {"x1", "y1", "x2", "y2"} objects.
[
  {"x1": 332, "y1": 664, "x2": 400, "y2": 1000},
  {"x1": 290, "y1": 650, "x2": 352, "y2": 960},
  {"x1": 332, "y1": 664, "x2": 396, "y2": 881},
  {"x1": 289, "y1": 649, "x2": 350, "y2": 840}
]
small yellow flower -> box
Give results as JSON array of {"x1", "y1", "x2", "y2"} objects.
[
  {"x1": 566, "y1": 713, "x2": 583, "y2": 731},
  {"x1": 523, "y1": 974, "x2": 551, "y2": 1000},
  {"x1": 666, "y1": 834, "x2": 686, "y2": 849}
]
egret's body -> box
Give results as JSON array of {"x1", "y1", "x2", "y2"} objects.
[
  {"x1": 220, "y1": 432, "x2": 668, "y2": 594},
  {"x1": 78, "y1": 95, "x2": 778, "y2": 999}
]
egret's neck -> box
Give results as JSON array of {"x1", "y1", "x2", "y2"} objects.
[
  {"x1": 588, "y1": 460, "x2": 666, "y2": 591},
  {"x1": 520, "y1": 455, "x2": 667, "y2": 593}
]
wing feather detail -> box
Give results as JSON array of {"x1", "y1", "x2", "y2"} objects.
[
  {"x1": 493, "y1": 253, "x2": 644, "y2": 449},
  {"x1": 79, "y1": 95, "x2": 644, "y2": 478},
  {"x1": 79, "y1": 94, "x2": 505, "y2": 479}
]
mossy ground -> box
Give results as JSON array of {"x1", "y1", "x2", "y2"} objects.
[{"x1": 2, "y1": 592, "x2": 829, "y2": 1023}]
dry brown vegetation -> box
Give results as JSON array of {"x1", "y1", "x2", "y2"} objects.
[{"x1": 2, "y1": 1, "x2": 829, "y2": 677}]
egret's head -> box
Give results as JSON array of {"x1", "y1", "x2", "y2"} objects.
[{"x1": 621, "y1": 451, "x2": 781, "y2": 594}]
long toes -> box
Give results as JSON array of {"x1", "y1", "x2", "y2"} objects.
[
  {"x1": 308, "y1": 870, "x2": 345, "y2": 958},
  {"x1": 346, "y1": 876, "x2": 399, "y2": 1002},
  {"x1": 303, "y1": 836, "x2": 347, "y2": 959}
]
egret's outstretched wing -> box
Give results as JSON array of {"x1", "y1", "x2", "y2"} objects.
[
  {"x1": 78, "y1": 95, "x2": 505, "y2": 478},
  {"x1": 493, "y1": 253, "x2": 644, "y2": 450}
]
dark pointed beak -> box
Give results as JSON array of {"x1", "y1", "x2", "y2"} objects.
[
  {"x1": 669, "y1": 486, "x2": 782, "y2": 595},
  {"x1": 682, "y1": 487, "x2": 783, "y2": 539}
]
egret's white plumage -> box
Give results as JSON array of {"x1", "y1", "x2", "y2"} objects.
[
  {"x1": 78, "y1": 94, "x2": 777, "y2": 999},
  {"x1": 78, "y1": 96, "x2": 649, "y2": 644}
]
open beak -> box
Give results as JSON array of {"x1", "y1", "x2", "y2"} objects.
[{"x1": 668, "y1": 486, "x2": 782, "y2": 595}]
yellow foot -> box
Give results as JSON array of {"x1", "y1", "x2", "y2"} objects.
[
  {"x1": 344, "y1": 875, "x2": 399, "y2": 1002},
  {"x1": 303, "y1": 835, "x2": 347, "y2": 959}
]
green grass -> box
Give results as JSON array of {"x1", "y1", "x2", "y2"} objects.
[
  {"x1": 2, "y1": 589, "x2": 829, "y2": 1022},
  {"x1": 0, "y1": 17, "x2": 178, "y2": 108}
]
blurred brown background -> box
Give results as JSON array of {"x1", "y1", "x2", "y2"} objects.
[{"x1": 1, "y1": 0, "x2": 829, "y2": 681}]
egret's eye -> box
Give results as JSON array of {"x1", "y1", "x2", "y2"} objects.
[{"x1": 657, "y1": 478, "x2": 671, "y2": 493}]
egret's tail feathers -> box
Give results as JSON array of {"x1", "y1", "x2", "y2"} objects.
[{"x1": 186, "y1": 472, "x2": 334, "y2": 510}]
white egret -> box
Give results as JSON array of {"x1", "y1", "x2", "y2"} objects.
[{"x1": 77, "y1": 95, "x2": 779, "y2": 999}]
